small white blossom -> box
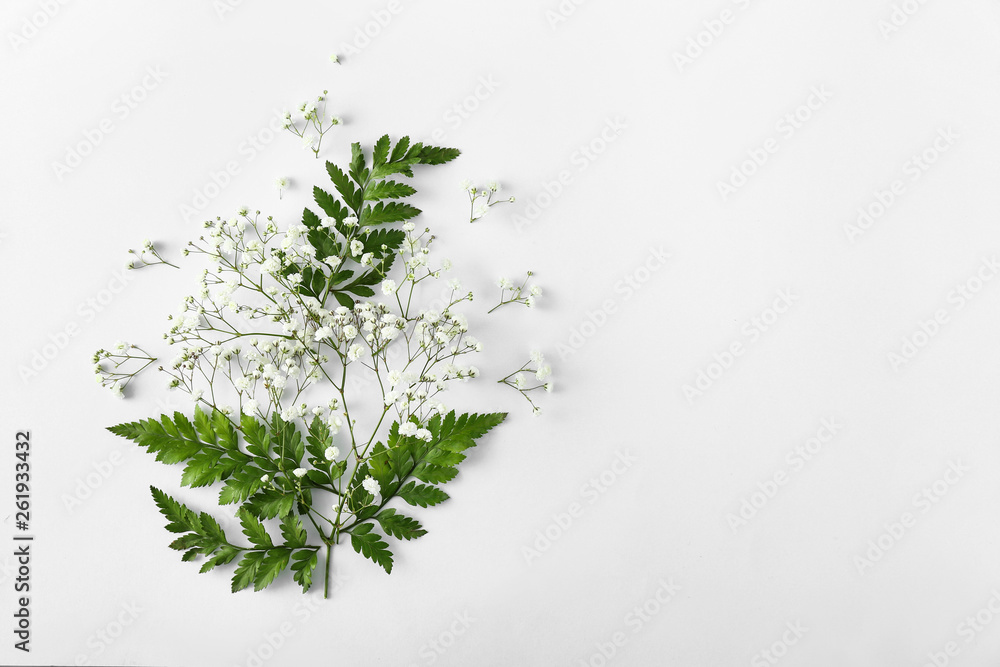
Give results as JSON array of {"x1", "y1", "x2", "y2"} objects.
[
  {"x1": 362, "y1": 476, "x2": 380, "y2": 495},
  {"x1": 325, "y1": 446, "x2": 339, "y2": 460},
  {"x1": 293, "y1": 468, "x2": 307, "y2": 478},
  {"x1": 381, "y1": 279, "x2": 397, "y2": 295}
]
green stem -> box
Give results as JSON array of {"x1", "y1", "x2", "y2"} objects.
[{"x1": 324, "y1": 542, "x2": 332, "y2": 599}]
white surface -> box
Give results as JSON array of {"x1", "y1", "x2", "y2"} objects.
[{"x1": 3, "y1": 1, "x2": 1000, "y2": 665}]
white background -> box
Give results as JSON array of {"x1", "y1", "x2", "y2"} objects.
[{"x1": 3, "y1": 0, "x2": 1000, "y2": 665}]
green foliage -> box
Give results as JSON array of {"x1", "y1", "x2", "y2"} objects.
[
  {"x1": 104, "y1": 135, "x2": 515, "y2": 597},
  {"x1": 281, "y1": 135, "x2": 459, "y2": 308},
  {"x1": 349, "y1": 523, "x2": 393, "y2": 574},
  {"x1": 149, "y1": 485, "x2": 318, "y2": 593},
  {"x1": 116, "y1": 409, "x2": 506, "y2": 592}
]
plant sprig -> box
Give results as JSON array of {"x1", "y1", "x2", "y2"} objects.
[
  {"x1": 462, "y1": 180, "x2": 515, "y2": 222},
  {"x1": 498, "y1": 350, "x2": 553, "y2": 415},
  {"x1": 100, "y1": 133, "x2": 547, "y2": 597},
  {"x1": 126, "y1": 240, "x2": 178, "y2": 270},
  {"x1": 282, "y1": 91, "x2": 342, "y2": 159},
  {"x1": 489, "y1": 271, "x2": 542, "y2": 313},
  {"x1": 94, "y1": 343, "x2": 158, "y2": 398}
]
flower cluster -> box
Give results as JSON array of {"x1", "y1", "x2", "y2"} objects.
[
  {"x1": 282, "y1": 91, "x2": 342, "y2": 158},
  {"x1": 498, "y1": 350, "x2": 553, "y2": 415},
  {"x1": 126, "y1": 240, "x2": 178, "y2": 270},
  {"x1": 489, "y1": 271, "x2": 543, "y2": 313},
  {"x1": 461, "y1": 180, "x2": 515, "y2": 222},
  {"x1": 93, "y1": 342, "x2": 158, "y2": 398}
]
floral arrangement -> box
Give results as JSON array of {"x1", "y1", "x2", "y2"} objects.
[{"x1": 94, "y1": 91, "x2": 554, "y2": 597}]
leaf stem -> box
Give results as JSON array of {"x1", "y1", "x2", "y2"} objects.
[{"x1": 324, "y1": 542, "x2": 332, "y2": 599}]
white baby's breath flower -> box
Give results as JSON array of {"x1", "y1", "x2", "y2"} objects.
[
  {"x1": 350, "y1": 240, "x2": 364, "y2": 257},
  {"x1": 381, "y1": 279, "x2": 397, "y2": 295},
  {"x1": 343, "y1": 216, "x2": 358, "y2": 227},
  {"x1": 399, "y1": 422, "x2": 418, "y2": 437},
  {"x1": 362, "y1": 476, "x2": 380, "y2": 495},
  {"x1": 293, "y1": 468, "x2": 307, "y2": 478},
  {"x1": 347, "y1": 343, "x2": 366, "y2": 361},
  {"x1": 325, "y1": 446, "x2": 339, "y2": 460},
  {"x1": 530, "y1": 350, "x2": 545, "y2": 364}
]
